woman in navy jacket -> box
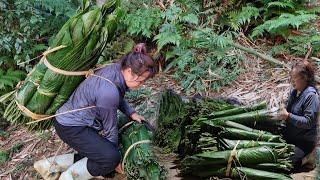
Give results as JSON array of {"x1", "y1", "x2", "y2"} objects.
[
  {"x1": 34, "y1": 43, "x2": 157, "y2": 180},
  {"x1": 279, "y1": 61, "x2": 319, "y2": 172}
]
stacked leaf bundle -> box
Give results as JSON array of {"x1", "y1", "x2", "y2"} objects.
[
  {"x1": 118, "y1": 109, "x2": 166, "y2": 179},
  {"x1": 155, "y1": 90, "x2": 235, "y2": 153},
  {"x1": 155, "y1": 90, "x2": 294, "y2": 179},
  {"x1": 181, "y1": 133, "x2": 294, "y2": 179},
  {"x1": 3, "y1": 0, "x2": 121, "y2": 129}
]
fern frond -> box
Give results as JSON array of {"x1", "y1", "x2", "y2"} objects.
[
  {"x1": 123, "y1": 7, "x2": 162, "y2": 38},
  {"x1": 191, "y1": 28, "x2": 231, "y2": 49},
  {"x1": 154, "y1": 23, "x2": 182, "y2": 50},
  {"x1": 0, "y1": 78, "x2": 14, "y2": 88},
  {"x1": 6, "y1": 69, "x2": 26, "y2": 79},
  {"x1": 0, "y1": 69, "x2": 26, "y2": 94},
  {"x1": 30, "y1": 0, "x2": 79, "y2": 17},
  {"x1": 228, "y1": 5, "x2": 260, "y2": 30},
  {"x1": 267, "y1": 1, "x2": 295, "y2": 9},
  {"x1": 180, "y1": 13, "x2": 199, "y2": 25},
  {"x1": 251, "y1": 13, "x2": 318, "y2": 38},
  {"x1": 1, "y1": 75, "x2": 21, "y2": 83}
]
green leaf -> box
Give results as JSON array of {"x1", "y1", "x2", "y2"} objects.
[
  {"x1": 228, "y1": 5, "x2": 260, "y2": 31},
  {"x1": 267, "y1": 1, "x2": 295, "y2": 9},
  {"x1": 153, "y1": 23, "x2": 182, "y2": 50},
  {"x1": 162, "y1": 4, "x2": 182, "y2": 22},
  {"x1": 180, "y1": 13, "x2": 199, "y2": 25},
  {"x1": 31, "y1": 44, "x2": 48, "y2": 52},
  {"x1": 123, "y1": 7, "x2": 162, "y2": 38}
]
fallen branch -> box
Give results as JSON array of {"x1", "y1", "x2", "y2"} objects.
[
  {"x1": 230, "y1": 42, "x2": 320, "y2": 83},
  {"x1": 231, "y1": 42, "x2": 290, "y2": 69}
]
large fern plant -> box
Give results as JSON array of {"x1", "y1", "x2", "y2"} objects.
[{"x1": 222, "y1": 0, "x2": 319, "y2": 38}]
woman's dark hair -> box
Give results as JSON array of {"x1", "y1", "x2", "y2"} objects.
[
  {"x1": 292, "y1": 60, "x2": 316, "y2": 87},
  {"x1": 118, "y1": 43, "x2": 157, "y2": 78}
]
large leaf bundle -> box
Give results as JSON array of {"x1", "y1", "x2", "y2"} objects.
[
  {"x1": 118, "y1": 89, "x2": 166, "y2": 180},
  {"x1": 118, "y1": 91, "x2": 166, "y2": 180},
  {"x1": 3, "y1": 0, "x2": 121, "y2": 129},
  {"x1": 181, "y1": 145, "x2": 293, "y2": 172},
  {"x1": 119, "y1": 122, "x2": 166, "y2": 180}
]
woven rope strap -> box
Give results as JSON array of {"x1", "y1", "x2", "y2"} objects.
[
  {"x1": 41, "y1": 45, "x2": 108, "y2": 77},
  {"x1": 43, "y1": 57, "x2": 91, "y2": 76},
  {"x1": 225, "y1": 140, "x2": 240, "y2": 177},
  {"x1": 122, "y1": 140, "x2": 152, "y2": 171},
  {"x1": 26, "y1": 105, "x2": 97, "y2": 124},
  {"x1": 42, "y1": 45, "x2": 67, "y2": 56},
  {"x1": 37, "y1": 87, "x2": 57, "y2": 97},
  {"x1": 41, "y1": 45, "x2": 90, "y2": 76},
  {"x1": 15, "y1": 99, "x2": 49, "y2": 120}
]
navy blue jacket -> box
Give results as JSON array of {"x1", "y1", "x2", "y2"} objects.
[
  {"x1": 282, "y1": 86, "x2": 319, "y2": 143},
  {"x1": 56, "y1": 63, "x2": 135, "y2": 145}
]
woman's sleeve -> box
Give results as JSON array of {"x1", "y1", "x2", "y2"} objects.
[
  {"x1": 119, "y1": 99, "x2": 136, "y2": 117},
  {"x1": 288, "y1": 93, "x2": 319, "y2": 129}
]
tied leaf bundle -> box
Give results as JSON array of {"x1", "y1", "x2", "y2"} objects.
[
  {"x1": 3, "y1": 0, "x2": 122, "y2": 129},
  {"x1": 119, "y1": 122, "x2": 166, "y2": 180},
  {"x1": 181, "y1": 145, "x2": 293, "y2": 173}
]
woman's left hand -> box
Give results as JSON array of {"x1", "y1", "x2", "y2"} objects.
[{"x1": 130, "y1": 113, "x2": 145, "y2": 123}]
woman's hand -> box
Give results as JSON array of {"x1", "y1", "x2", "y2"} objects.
[
  {"x1": 115, "y1": 163, "x2": 124, "y2": 174},
  {"x1": 130, "y1": 112, "x2": 145, "y2": 123},
  {"x1": 278, "y1": 105, "x2": 289, "y2": 120}
]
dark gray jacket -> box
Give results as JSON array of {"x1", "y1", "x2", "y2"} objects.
[
  {"x1": 283, "y1": 86, "x2": 319, "y2": 143},
  {"x1": 56, "y1": 63, "x2": 135, "y2": 145}
]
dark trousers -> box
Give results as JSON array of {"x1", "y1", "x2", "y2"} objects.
[
  {"x1": 54, "y1": 120, "x2": 121, "y2": 176},
  {"x1": 289, "y1": 140, "x2": 315, "y2": 172}
]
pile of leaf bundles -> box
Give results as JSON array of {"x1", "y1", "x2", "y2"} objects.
[
  {"x1": 152, "y1": 91, "x2": 294, "y2": 179},
  {"x1": 155, "y1": 89, "x2": 236, "y2": 153},
  {"x1": 3, "y1": 0, "x2": 122, "y2": 129},
  {"x1": 118, "y1": 113, "x2": 166, "y2": 180},
  {"x1": 179, "y1": 102, "x2": 294, "y2": 179}
]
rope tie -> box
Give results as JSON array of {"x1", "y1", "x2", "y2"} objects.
[
  {"x1": 121, "y1": 140, "x2": 152, "y2": 171},
  {"x1": 226, "y1": 140, "x2": 240, "y2": 177},
  {"x1": 26, "y1": 105, "x2": 96, "y2": 124},
  {"x1": 119, "y1": 121, "x2": 135, "y2": 133},
  {"x1": 85, "y1": 69, "x2": 95, "y2": 78}
]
